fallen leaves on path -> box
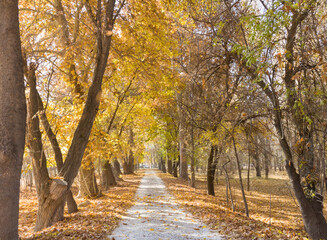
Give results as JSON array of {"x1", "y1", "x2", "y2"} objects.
[
  {"x1": 159, "y1": 172, "x2": 325, "y2": 240},
  {"x1": 19, "y1": 173, "x2": 143, "y2": 239}
]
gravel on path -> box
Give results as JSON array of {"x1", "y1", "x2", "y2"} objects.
[{"x1": 108, "y1": 170, "x2": 222, "y2": 240}]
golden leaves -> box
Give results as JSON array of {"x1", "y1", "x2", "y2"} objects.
[
  {"x1": 159, "y1": 172, "x2": 309, "y2": 240},
  {"x1": 19, "y1": 173, "x2": 143, "y2": 239}
]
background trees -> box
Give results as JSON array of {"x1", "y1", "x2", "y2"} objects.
[{"x1": 152, "y1": 0, "x2": 327, "y2": 239}]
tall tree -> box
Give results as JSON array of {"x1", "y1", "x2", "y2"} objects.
[
  {"x1": 0, "y1": 1, "x2": 26, "y2": 238},
  {"x1": 24, "y1": 0, "x2": 123, "y2": 231}
]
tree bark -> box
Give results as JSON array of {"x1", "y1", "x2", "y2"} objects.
[
  {"x1": 264, "y1": 150, "x2": 270, "y2": 179},
  {"x1": 167, "y1": 155, "x2": 173, "y2": 175},
  {"x1": 161, "y1": 157, "x2": 166, "y2": 173},
  {"x1": 254, "y1": 157, "x2": 261, "y2": 177},
  {"x1": 123, "y1": 127, "x2": 135, "y2": 174},
  {"x1": 66, "y1": 191, "x2": 78, "y2": 214},
  {"x1": 247, "y1": 144, "x2": 251, "y2": 191},
  {"x1": 177, "y1": 93, "x2": 188, "y2": 180},
  {"x1": 250, "y1": 135, "x2": 261, "y2": 177},
  {"x1": 232, "y1": 135, "x2": 249, "y2": 217},
  {"x1": 190, "y1": 124, "x2": 196, "y2": 188},
  {"x1": 123, "y1": 158, "x2": 134, "y2": 174},
  {"x1": 102, "y1": 160, "x2": 117, "y2": 190},
  {"x1": 172, "y1": 158, "x2": 179, "y2": 178},
  {"x1": 114, "y1": 159, "x2": 122, "y2": 176},
  {"x1": 0, "y1": 1, "x2": 26, "y2": 238},
  {"x1": 207, "y1": 145, "x2": 218, "y2": 196},
  {"x1": 78, "y1": 163, "x2": 100, "y2": 198},
  {"x1": 222, "y1": 161, "x2": 234, "y2": 212}
]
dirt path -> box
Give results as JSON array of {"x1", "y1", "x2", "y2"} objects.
[{"x1": 109, "y1": 170, "x2": 222, "y2": 240}]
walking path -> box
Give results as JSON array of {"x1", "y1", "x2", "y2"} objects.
[{"x1": 109, "y1": 170, "x2": 222, "y2": 240}]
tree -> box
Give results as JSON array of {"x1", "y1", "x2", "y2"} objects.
[
  {"x1": 24, "y1": 0, "x2": 123, "y2": 231},
  {"x1": 0, "y1": 1, "x2": 26, "y2": 239}
]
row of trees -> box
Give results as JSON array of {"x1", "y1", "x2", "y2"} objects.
[
  {"x1": 1, "y1": 0, "x2": 327, "y2": 239},
  {"x1": 150, "y1": 1, "x2": 327, "y2": 239},
  {"x1": 1, "y1": 0, "x2": 176, "y2": 238}
]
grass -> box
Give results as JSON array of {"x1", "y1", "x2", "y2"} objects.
[
  {"x1": 19, "y1": 172, "x2": 144, "y2": 239},
  {"x1": 159, "y1": 170, "x2": 327, "y2": 240}
]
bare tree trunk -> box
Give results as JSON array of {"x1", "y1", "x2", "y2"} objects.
[
  {"x1": 114, "y1": 159, "x2": 122, "y2": 176},
  {"x1": 26, "y1": 65, "x2": 68, "y2": 231},
  {"x1": 123, "y1": 127, "x2": 135, "y2": 174},
  {"x1": 0, "y1": 1, "x2": 26, "y2": 238},
  {"x1": 172, "y1": 158, "x2": 179, "y2": 178},
  {"x1": 247, "y1": 145, "x2": 251, "y2": 191},
  {"x1": 123, "y1": 157, "x2": 134, "y2": 174},
  {"x1": 253, "y1": 152, "x2": 261, "y2": 177},
  {"x1": 191, "y1": 125, "x2": 196, "y2": 188},
  {"x1": 167, "y1": 148, "x2": 173, "y2": 174},
  {"x1": 222, "y1": 161, "x2": 234, "y2": 212},
  {"x1": 232, "y1": 135, "x2": 249, "y2": 217},
  {"x1": 66, "y1": 191, "x2": 78, "y2": 213},
  {"x1": 79, "y1": 163, "x2": 100, "y2": 198},
  {"x1": 177, "y1": 93, "x2": 188, "y2": 180},
  {"x1": 167, "y1": 157, "x2": 173, "y2": 174},
  {"x1": 320, "y1": 134, "x2": 326, "y2": 195},
  {"x1": 207, "y1": 145, "x2": 218, "y2": 196},
  {"x1": 264, "y1": 153, "x2": 270, "y2": 179},
  {"x1": 102, "y1": 161, "x2": 117, "y2": 190},
  {"x1": 161, "y1": 157, "x2": 167, "y2": 173}
]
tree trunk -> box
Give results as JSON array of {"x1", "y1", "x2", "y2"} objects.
[
  {"x1": 167, "y1": 156, "x2": 173, "y2": 175},
  {"x1": 161, "y1": 157, "x2": 166, "y2": 173},
  {"x1": 26, "y1": 65, "x2": 68, "y2": 231},
  {"x1": 191, "y1": 125, "x2": 196, "y2": 188},
  {"x1": 207, "y1": 145, "x2": 218, "y2": 196},
  {"x1": 179, "y1": 130, "x2": 188, "y2": 180},
  {"x1": 255, "y1": 161, "x2": 261, "y2": 177},
  {"x1": 222, "y1": 161, "x2": 234, "y2": 212},
  {"x1": 123, "y1": 127, "x2": 135, "y2": 174},
  {"x1": 0, "y1": 1, "x2": 26, "y2": 238},
  {"x1": 232, "y1": 135, "x2": 249, "y2": 217},
  {"x1": 66, "y1": 191, "x2": 78, "y2": 214},
  {"x1": 78, "y1": 165, "x2": 100, "y2": 198},
  {"x1": 114, "y1": 159, "x2": 122, "y2": 175},
  {"x1": 102, "y1": 160, "x2": 117, "y2": 190},
  {"x1": 264, "y1": 156, "x2": 269, "y2": 179},
  {"x1": 286, "y1": 162, "x2": 327, "y2": 239},
  {"x1": 113, "y1": 168, "x2": 121, "y2": 181},
  {"x1": 36, "y1": 87, "x2": 78, "y2": 214},
  {"x1": 177, "y1": 93, "x2": 188, "y2": 180},
  {"x1": 123, "y1": 159, "x2": 134, "y2": 174},
  {"x1": 251, "y1": 140, "x2": 261, "y2": 177},
  {"x1": 172, "y1": 158, "x2": 179, "y2": 178},
  {"x1": 321, "y1": 138, "x2": 326, "y2": 195},
  {"x1": 247, "y1": 145, "x2": 251, "y2": 191}
]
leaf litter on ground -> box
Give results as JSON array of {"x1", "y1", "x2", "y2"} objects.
[
  {"x1": 19, "y1": 172, "x2": 143, "y2": 239},
  {"x1": 159, "y1": 171, "x2": 327, "y2": 240}
]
